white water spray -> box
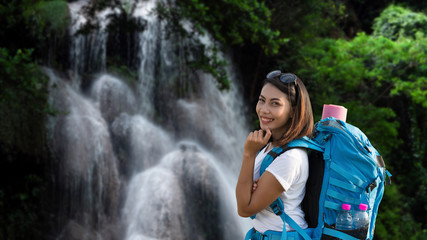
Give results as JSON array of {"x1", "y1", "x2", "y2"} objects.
[{"x1": 47, "y1": 0, "x2": 252, "y2": 239}]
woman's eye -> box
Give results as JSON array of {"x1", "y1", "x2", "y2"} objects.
[
  {"x1": 258, "y1": 98, "x2": 265, "y2": 102},
  {"x1": 272, "y1": 102, "x2": 280, "y2": 106}
]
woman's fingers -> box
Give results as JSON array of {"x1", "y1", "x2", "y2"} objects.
[
  {"x1": 253, "y1": 130, "x2": 259, "y2": 139},
  {"x1": 248, "y1": 129, "x2": 270, "y2": 144},
  {"x1": 244, "y1": 129, "x2": 272, "y2": 154},
  {"x1": 247, "y1": 132, "x2": 253, "y2": 139},
  {"x1": 252, "y1": 179, "x2": 259, "y2": 192},
  {"x1": 263, "y1": 128, "x2": 272, "y2": 142}
]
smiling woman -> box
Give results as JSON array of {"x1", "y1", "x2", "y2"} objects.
[
  {"x1": 256, "y1": 83, "x2": 293, "y2": 142},
  {"x1": 235, "y1": 71, "x2": 314, "y2": 239}
]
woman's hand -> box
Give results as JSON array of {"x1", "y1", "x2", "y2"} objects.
[
  {"x1": 243, "y1": 128, "x2": 272, "y2": 156},
  {"x1": 252, "y1": 179, "x2": 259, "y2": 193}
]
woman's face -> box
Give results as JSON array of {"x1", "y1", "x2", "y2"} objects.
[{"x1": 256, "y1": 83, "x2": 293, "y2": 140}]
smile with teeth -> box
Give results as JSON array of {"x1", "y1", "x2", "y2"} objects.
[{"x1": 261, "y1": 117, "x2": 273, "y2": 123}]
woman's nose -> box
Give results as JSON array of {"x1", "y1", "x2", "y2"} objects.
[{"x1": 259, "y1": 104, "x2": 270, "y2": 114}]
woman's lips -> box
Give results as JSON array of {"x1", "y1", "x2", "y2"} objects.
[{"x1": 260, "y1": 117, "x2": 273, "y2": 124}]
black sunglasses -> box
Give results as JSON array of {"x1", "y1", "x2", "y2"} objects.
[
  {"x1": 266, "y1": 70, "x2": 299, "y2": 106},
  {"x1": 266, "y1": 70, "x2": 297, "y2": 84}
]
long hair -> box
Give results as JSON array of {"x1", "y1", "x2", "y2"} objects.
[{"x1": 262, "y1": 74, "x2": 314, "y2": 145}]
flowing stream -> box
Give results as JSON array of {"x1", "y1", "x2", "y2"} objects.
[{"x1": 46, "y1": 0, "x2": 251, "y2": 239}]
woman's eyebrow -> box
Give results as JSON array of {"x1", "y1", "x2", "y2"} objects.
[{"x1": 259, "y1": 94, "x2": 282, "y2": 102}]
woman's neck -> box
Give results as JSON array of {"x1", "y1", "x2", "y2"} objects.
[
  {"x1": 270, "y1": 132, "x2": 283, "y2": 146},
  {"x1": 270, "y1": 125, "x2": 289, "y2": 147},
  {"x1": 266, "y1": 139, "x2": 283, "y2": 152},
  {"x1": 270, "y1": 140, "x2": 281, "y2": 148}
]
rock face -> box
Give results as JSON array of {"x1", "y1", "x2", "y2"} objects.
[{"x1": 45, "y1": 0, "x2": 251, "y2": 239}]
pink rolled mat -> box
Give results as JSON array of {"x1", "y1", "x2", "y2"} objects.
[{"x1": 321, "y1": 104, "x2": 347, "y2": 122}]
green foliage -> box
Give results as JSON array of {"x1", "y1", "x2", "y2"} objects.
[
  {"x1": 19, "y1": 0, "x2": 70, "y2": 42},
  {"x1": 0, "y1": 0, "x2": 32, "y2": 51},
  {"x1": 32, "y1": 0, "x2": 70, "y2": 37},
  {"x1": 374, "y1": 184, "x2": 426, "y2": 240},
  {"x1": 269, "y1": 0, "x2": 347, "y2": 44},
  {"x1": 168, "y1": 0, "x2": 287, "y2": 55},
  {"x1": 189, "y1": 45, "x2": 229, "y2": 90},
  {"x1": 0, "y1": 0, "x2": 70, "y2": 65},
  {"x1": 106, "y1": 57, "x2": 139, "y2": 89},
  {"x1": 372, "y1": 5, "x2": 427, "y2": 108},
  {"x1": 107, "y1": 63, "x2": 138, "y2": 84},
  {"x1": 0, "y1": 48, "x2": 51, "y2": 155},
  {"x1": 344, "y1": 102, "x2": 400, "y2": 156},
  {"x1": 299, "y1": 31, "x2": 427, "y2": 112},
  {"x1": 0, "y1": 48, "x2": 49, "y2": 111},
  {"x1": 373, "y1": 4, "x2": 427, "y2": 40},
  {"x1": 156, "y1": 0, "x2": 288, "y2": 90},
  {"x1": 297, "y1": 30, "x2": 427, "y2": 169},
  {"x1": 298, "y1": 34, "x2": 405, "y2": 156}
]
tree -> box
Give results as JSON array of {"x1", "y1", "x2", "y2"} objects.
[
  {"x1": 293, "y1": 5, "x2": 427, "y2": 238},
  {"x1": 155, "y1": 0, "x2": 289, "y2": 90},
  {"x1": 0, "y1": 48, "x2": 51, "y2": 240}
]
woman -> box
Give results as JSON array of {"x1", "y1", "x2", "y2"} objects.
[{"x1": 235, "y1": 70, "x2": 314, "y2": 239}]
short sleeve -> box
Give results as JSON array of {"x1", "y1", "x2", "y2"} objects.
[{"x1": 265, "y1": 148, "x2": 308, "y2": 191}]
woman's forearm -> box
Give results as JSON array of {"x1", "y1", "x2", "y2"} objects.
[{"x1": 236, "y1": 129, "x2": 271, "y2": 217}]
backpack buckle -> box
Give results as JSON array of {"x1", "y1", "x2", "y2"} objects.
[
  {"x1": 252, "y1": 230, "x2": 268, "y2": 240},
  {"x1": 366, "y1": 181, "x2": 377, "y2": 192},
  {"x1": 271, "y1": 205, "x2": 282, "y2": 215},
  {"x1": 385, "y1": 170, "x2": 392, "y2": 185}
]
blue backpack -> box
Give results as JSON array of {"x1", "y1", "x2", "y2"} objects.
[{"x1": 245, "y1": 117, "x2": 392, "y2": 240}]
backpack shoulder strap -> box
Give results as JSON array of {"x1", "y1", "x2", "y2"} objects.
[
  {"x1": 251, "y1": 144, "x2": 293, "y2": 220},
  {"x1": 259, "y1": 144, "x2": 292, "y2": 176},
  {"x1": 270, "y1": 198, "x2": 312, "y2": 240},
  {"x1": 287, "y1": 136, "x2": 324, "y2": 152},
  {"x1": 260, "y1": 137, "x2": 324, "y2": 176},
  {"x1": 251, "y1": 137, "x2": 323, "y2": 239}
]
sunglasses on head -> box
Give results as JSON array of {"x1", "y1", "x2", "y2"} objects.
[
  {"x1": 266, "y1": 70, "x2": 299, "y2": 106},
  {"x1": 266, "y1": 70, "x2": 297, "y2": 84}
]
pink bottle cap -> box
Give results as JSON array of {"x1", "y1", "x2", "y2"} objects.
[
  {"x1": 359, "y1": 203, "x2": 368, "y2": 211},
  {"x1": 322, "y1": 104, "x2": 348, "y2": 122},
  {"x1": 342, "y1": 204, "x2": 351, "y2": 210}
]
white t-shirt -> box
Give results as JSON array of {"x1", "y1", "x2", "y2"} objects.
[{"x1": 252, "y1": 145, "x2": 309, "y2": 233}]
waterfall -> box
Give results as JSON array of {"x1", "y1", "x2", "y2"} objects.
[
  {"x1": 46, "y1": 69, "x2": 121, "y2": 239},
  {"x1": 68, "y1": 0, "x2": 116, "y2": 88},
  {"x1": 134, "y1": 0, "x2": 159, "y2": 116},
  {"x1": 46, "y1": 0, "x2": 251, "y2": 239}
]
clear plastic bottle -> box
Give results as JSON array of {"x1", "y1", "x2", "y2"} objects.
[
  {"x1": 353, "y1": 203, "x2": 369, "y2": 229},
  {"x1": 336, "y1": 203, "x2": 353, "y2": 230}
]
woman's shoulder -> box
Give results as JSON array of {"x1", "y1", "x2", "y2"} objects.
[
  {"x1": 275, "y1": 147, "x2": 308, "y2": 162},
  {"x1": 267, "y1": 147, "x2": 308, "y2": 176}
]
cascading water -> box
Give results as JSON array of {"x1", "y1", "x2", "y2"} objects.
[
  {"x1": 46, "y1": 69, "x2": 121, "y2": 239},
  {"x1": 47, "y1": 0, "x2": 251, "y2": 239},
  {"x1": 68, "y1": 0, "x2": 113, "y2": 89}
]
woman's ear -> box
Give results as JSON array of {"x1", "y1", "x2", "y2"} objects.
[{"x1": 290, "y1": 107, "x2": 295, "y2": 118}]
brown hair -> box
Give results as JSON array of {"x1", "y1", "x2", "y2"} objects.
[{"x1": 262, "y1": 73, "x2": 314, "y2": 146}]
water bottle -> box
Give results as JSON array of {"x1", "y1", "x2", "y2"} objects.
[
  {"x1": 336, "y1": 203, "x2": 353, "y2": 230},
  {"x1": 353, "y1": 203, "x2": 369, "y2": 229}
]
